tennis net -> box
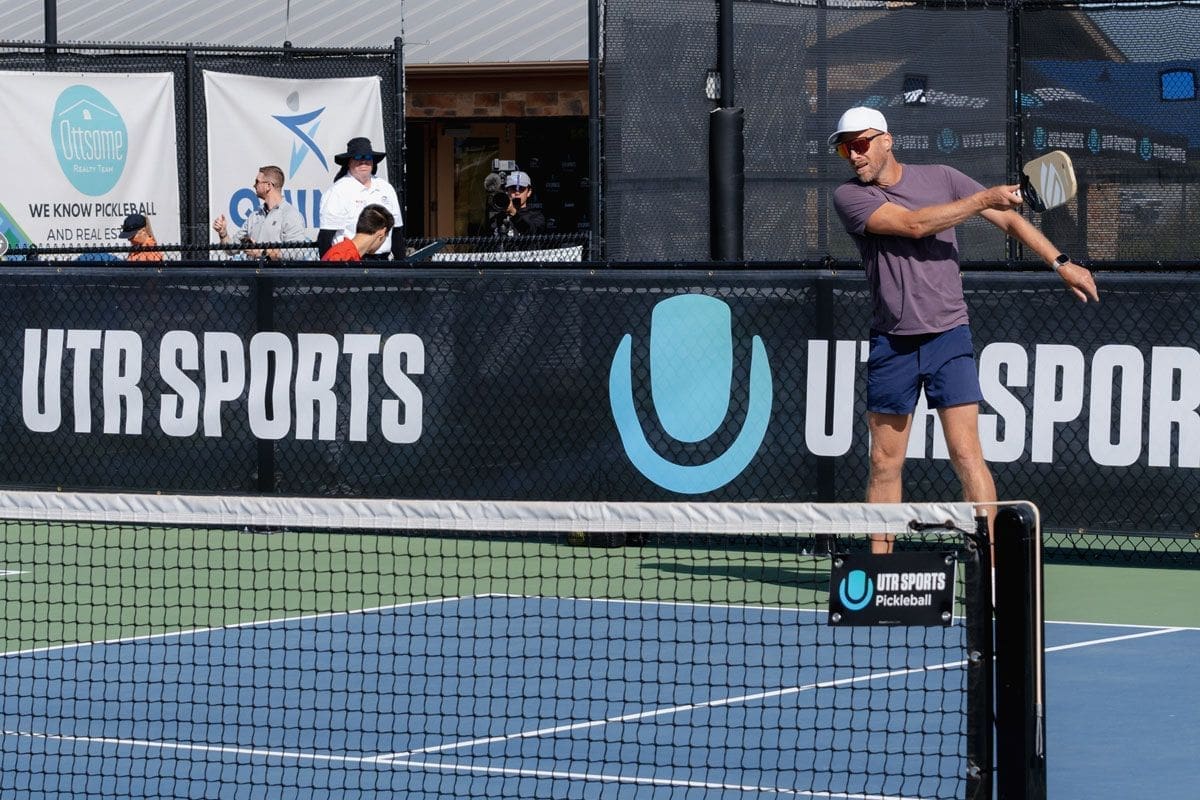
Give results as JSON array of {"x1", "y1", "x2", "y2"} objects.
[{"x1": 0, "y1": 491, "x2": 998, "y2": 799}]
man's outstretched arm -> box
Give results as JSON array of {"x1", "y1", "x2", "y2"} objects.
[
  {"x1": 981, "y1": 207, "x2": 1100, "y2": 303},
  {"x1": 864, "y1": 184, "x2": 1024, "y2": 239}
]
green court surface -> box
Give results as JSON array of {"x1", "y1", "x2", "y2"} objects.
[
  {"x1": 6, "y1": 519, "x2": 1194, "y2": 653},
  {"x1": 0, "y1": 523, "x2": 836, "y2": 652},
  {"x1": 1045, "y1": 561, "x2": 1200, "y2": 628}
]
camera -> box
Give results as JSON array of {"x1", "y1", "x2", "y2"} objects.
[
  {"x1": 488, "y1": 189, "x2": 510, "y2": 212},
  {"x1": 484, "y1": 159, "x2": 520, "y2": 217}
]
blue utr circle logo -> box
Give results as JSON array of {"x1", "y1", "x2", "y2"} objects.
[
  {"x1": 838, "y1": 569, "x2": 875, "y2": 611},
  {"x1": 52, "y1": 85, "x2": 127, "y2": 196},
  {"x1": 608, "y1": 294, "x2": 773, "y2": 494}
]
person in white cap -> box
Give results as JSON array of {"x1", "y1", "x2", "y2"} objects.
[
  {"x1": 495, "y1": 170, "x2": 545, "y2": 236},
  {"x1": 828, "y1": 105, "x2": 1100, "y2": 554}
]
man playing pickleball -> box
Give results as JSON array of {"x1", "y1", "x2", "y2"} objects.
[{"x1": 828, "y1": 106, "x2": 1100, "y2": 553}]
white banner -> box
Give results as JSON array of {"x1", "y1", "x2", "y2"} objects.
[
  {"x1": 0, "y1": 72, "x2": 180, "y2": 254},
  {"x1": 203, "y1": 71, "x2": 386, "y2": 246}
]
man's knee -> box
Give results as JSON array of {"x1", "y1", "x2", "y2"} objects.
[
  {"x1": 948, "y1": 442, "x2": 987, "y2": 473},
  {"x1": 869, "y1": 445, "x2": 906, "y2": 483}
]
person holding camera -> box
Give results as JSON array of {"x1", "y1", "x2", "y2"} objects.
[{"x1": 491, "y1": 170, "x2": 545, "y2": 237}]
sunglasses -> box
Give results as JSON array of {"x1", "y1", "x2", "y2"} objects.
[
  {"x1": 350, "y1": 154, "x2": 375, "y2": 162},
  {"x1": 506, "y1": 185, "x2": 529, "y2": 193},
  {"x1": 835, "y1": 132, "x2": 885, "y2": 159}
]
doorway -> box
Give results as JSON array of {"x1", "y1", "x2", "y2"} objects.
[{"x1": 435, "y1": 122, "x2": 516, "y2": 237}]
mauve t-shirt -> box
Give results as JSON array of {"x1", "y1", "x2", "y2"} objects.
[{"x1": 833, "y1": 163, "x2": 984, "y2": 335}]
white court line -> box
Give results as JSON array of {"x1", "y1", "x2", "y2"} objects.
[
  {"x1": 490, "y1": 592, "x2": 829, "y2": 615},
  {"x1": 1048, "y1": 617, "x2": 1200, "y2": 633},
  {"x1": 0, "y1": 592, "x2": 740, "y2": 659},
  {"x1": 377, "y1": 656, "x2": 968, "y2": 760},
  {"x1": 373, "y1": 597, "x2": 1193, "y2": 761},
  {"x1": 0, "y1": 728, "x2": 924, "y2": 800},
  {"x1": 0, "y1": 596, "x2": 470, "y2": 659},
  {"x1": 532, "y1": 597, "x2": 1192, "y2": 632},
  {"x1": 490, "y1": 592, "x2": 961, "y2": 620},
  {"x1": 7, "y1": 592, "x2": 1185, "y2": 796},
  {"x1": 1045, "y1": 626, "x2": 1188, "y2": 654},
  {"x1": 1, "y1": 592, "x2": 758, "y2": 660},
  {"x1": 1, "y1": 591, "x2": 966, "y2": 799},
  {"x1": 4, "y1": 627, "x2": 1185, "y2": 800},
  {"x1": 0, "y1": 570, "x2": 27, "y2": 577},
  {"x1": 14, "y1": 595, "x2": 1176, "y2": 798}
]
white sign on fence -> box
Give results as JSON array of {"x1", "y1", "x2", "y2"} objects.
[
  {"x1": 203, "y1": 71, "x2": 387, "y2": 248},
  {"x1": 0, "y1": 72, "x2": 180, "y2": 255}
]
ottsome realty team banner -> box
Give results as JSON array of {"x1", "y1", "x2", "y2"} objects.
[
  {"x1": 0, "y1": 268, "x2": 1196, "y2": 536},
  {"x1": 203, "y1": 71, "x2": 387, "y2": 242},
  {"x1": 0, "y1": 72, "x2": 180, "y2": 251}
]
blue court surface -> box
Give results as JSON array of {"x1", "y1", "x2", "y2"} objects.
[
  {"x1": 1, "y1": 594, "x2": 1196, "y2": 799},
  {"x1": 1046, "y1": 619, "x2": 1200, "y2": 799}
]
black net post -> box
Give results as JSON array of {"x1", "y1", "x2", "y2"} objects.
[
  {"x1": 994, "y1": 503, "x2": 1047, "y2": 800},
  {"x1": 965, "y1": 516, "x2": 995, "y2": 800}
]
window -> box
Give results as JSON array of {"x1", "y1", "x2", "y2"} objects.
[{"x1": 1160, "y1": 69, "x2": 1196, "y2": 101}]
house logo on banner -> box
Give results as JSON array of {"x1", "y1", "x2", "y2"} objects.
[
  {"x1": 51, "y1": 85, "x2": 127, "y2": 196},
  {"x1": 204, "y1": 71, "x2": 386, "y2": 237},
  {"x1": 609, "y1": 294, "x2": 774, "y2": 494},
  {"x1": 0, "y1": 71, "x2": 179, "y2": 251}
]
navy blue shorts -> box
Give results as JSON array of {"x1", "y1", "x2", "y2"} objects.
[{"x1": 866, "y1": 325, "x2": 983, "y2": 415}]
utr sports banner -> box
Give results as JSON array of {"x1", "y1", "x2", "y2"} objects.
[
  {"x1": 203, "y1": 71, "x2": 387, "y2": 243},
  {"x1": 0, "y1": 72, "x2": 180, "y2": 252},
  {"x1": 0, "y1": 267, "x2": 1196, "y2": 537}
]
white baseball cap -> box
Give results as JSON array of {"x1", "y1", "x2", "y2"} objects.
[
  {"x1": 504, "y1": 170, "x2": 532, "y2": 189},
  {"x1": 827, "y1": 107, "x2": 889, "y2": 146}
]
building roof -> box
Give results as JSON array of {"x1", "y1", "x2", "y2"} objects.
[
  {"x1": 0, "y1": 0, "x2": 588, "y2": 64},
  {"x1": 1028, "y1": 59, "x2": 1200, "y2": 150}
]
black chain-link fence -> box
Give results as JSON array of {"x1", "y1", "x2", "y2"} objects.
[
  {"x1": 1, "y1": 265, "x2": 1196, "y2": 568},
  {"x1": 2, "y1": 12, "x2": 1196, "y2": 570},
  {"x1": 597, "y1": 0, "x2": 1200, "y2": 266}
]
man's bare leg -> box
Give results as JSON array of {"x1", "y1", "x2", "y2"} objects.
[
  {"x1": 938, "y1": 402, "x2": 997, "y2": 562},
  {"x1": 866, "y1": 411, "x2": 913, "y2": 554}
]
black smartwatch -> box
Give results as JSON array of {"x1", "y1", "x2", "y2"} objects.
[{"x1": 1052, "y1": 253, "x2": 1071, "y2": 272}]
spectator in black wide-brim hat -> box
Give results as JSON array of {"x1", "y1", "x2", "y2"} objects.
[{"x1": 316, "y1": 136, "x2": 403, "y2": 260}]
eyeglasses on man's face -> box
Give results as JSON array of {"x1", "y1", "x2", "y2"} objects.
[
  {"x1": 350, "y1": 154, "x2": 375, "y2": 163},
  {"x1": 836, "y1": 132, "x2": 885, "y2": 159},
  {"x1": 507, "y1": 186, "x2": 529, "y2": 193}
]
